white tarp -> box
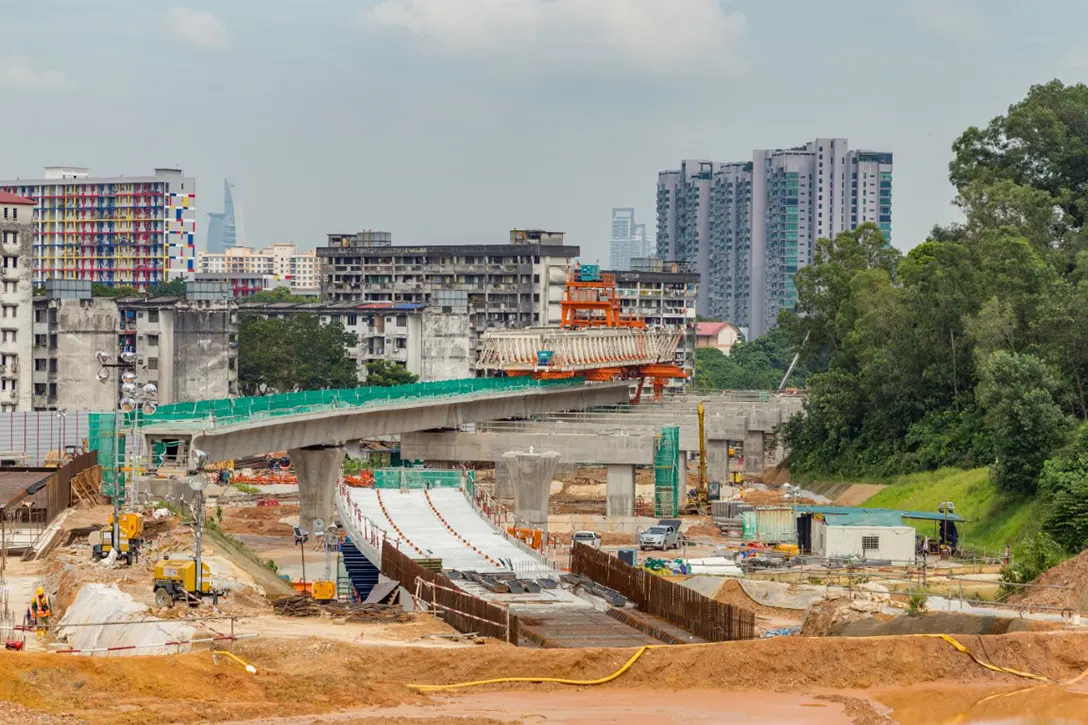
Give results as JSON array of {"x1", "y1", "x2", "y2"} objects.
[{"x1": 56, "y1": 583, "x2": 195, "y2": 656}]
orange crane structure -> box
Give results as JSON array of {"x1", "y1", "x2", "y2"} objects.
[{"x1": 475, "y1": 265, "x2": 688, "y2": 402}]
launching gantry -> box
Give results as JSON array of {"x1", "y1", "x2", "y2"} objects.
[{"x1": 476, "y1": 265, "x2": 688, "y2": 402}]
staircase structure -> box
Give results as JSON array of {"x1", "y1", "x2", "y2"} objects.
[{"x1": 340, "y1": 538, "x2": 379, "y2": 601}]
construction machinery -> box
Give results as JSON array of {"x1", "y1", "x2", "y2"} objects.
[
  {"x1": 91, "y1": 512, "x2": 144, "y2": 564},
  {"x1": 476, "y1": 265, "x2": 688, "y2": 402},
  {"x1": 153, "y1": 558, "x2": 221, "y2": 607},
  {"x1": 311, "y1": 526, "x2": 340, "y2": 603}
]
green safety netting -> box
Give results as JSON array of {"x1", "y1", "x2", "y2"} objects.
[
  {"x1": 134, "y1": 377, "x2": 577, "y2": 427},
  {"x1": 372, "y1": 468, "x2": 469, "y2": 490},
  {"x1": 653, "y1": 426, "x2": 680, "y2": 517},
  {"x1": 88, "y1": 412, "x2": 125, "y2": 501}
]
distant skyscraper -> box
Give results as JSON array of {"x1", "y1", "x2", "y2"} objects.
[
  {"x1": 206, "y1": 180, "x2": 237, "y2": 254},
  {"x1": 657, "y1": 139, "x2": 893, "y2": 337},
  {"x1": 608, "y1": 208, "x2": 649, "y2": 271}
]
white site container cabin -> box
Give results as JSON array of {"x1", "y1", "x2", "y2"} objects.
[{"x1": 812, "y1": 517, "x2": 916, "y2": 562}]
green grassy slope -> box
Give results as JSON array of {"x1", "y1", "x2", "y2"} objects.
[{"x1": 859, "y1": 468, "x2": 1041, "y2": 554}]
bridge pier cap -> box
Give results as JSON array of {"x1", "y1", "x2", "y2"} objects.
[{"x1": 502, "y1": 448, "x2": 559, "y2": 534}]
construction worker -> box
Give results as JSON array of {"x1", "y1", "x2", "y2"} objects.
[{"x1": 30, "y1": 587, "x2": 51, "y2": 641}]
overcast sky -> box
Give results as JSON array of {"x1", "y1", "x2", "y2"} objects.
[{"x1": 3, "y1": 0, "x2": 1088, "y2": 262}]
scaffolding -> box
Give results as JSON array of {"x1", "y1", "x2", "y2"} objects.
[
  {"x1": 88, "y1": 412, "x2": 125, "y2": 501},
  {"x1": 653, "y1": 426, "x2": 680, "y2": 517}
]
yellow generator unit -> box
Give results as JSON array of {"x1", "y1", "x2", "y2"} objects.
[
  {"x1": 153, "y1": 559, "x2": 221, "y2": 607},
  {"x1": 93, "y1": 513, "x2": 146, "y2": 564},
  {"x1": 311, "y1": 580, "x2": 337, "y2": 602}
]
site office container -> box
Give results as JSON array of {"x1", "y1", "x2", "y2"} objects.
[{"x1": 754, "y1": 506, "x2": 797, "y2": 544}]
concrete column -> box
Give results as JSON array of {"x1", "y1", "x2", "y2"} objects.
[
  {"x1": 494, "y1": 458, "x2": 514, "y2": 503},
  {"x1": 706, "y1": 441, "x2": 731, "y2": 483},
  {"x1": 290, "y1": 445, "x2": 346, "y2": 534},
  {"x1": 606, "y1": 464, "x2": 636, "y2": 517},
  {"x1": 743, "y1": 431, "x2": 765, "y2": 476},
  {"x1": 678, "y1": 450, "x2": 692, "y2": 494},
  {"x1": 502, "y1": 449, "x2": 559, "y2": 532}
]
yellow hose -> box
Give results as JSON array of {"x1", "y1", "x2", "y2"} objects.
[
  {"x1": 213, "y1": 650, "x2": 257, "y2": 674},
  {"x1": 408, "y1": 633, "x2": 1056, "y2": 692}
]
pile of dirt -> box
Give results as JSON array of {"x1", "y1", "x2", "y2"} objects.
[
  {"x1": 1008, "y1": 548, "x2": 1088, "y2": 611},
  {"x1": 800, "y1": 593, "x2": 894, "y2": 636},
  {"x1": 713, "y1": 579, "x2": 803, "y2": 621},
  {"x1": 684, "y1": 523, "x2": 723, "y2": 539},
  {"x1": 836, "y1": 612, "x2": 1065, "y2": 638},
  {"x1": 220, "y1": 503, "x2": 299, "y2": 536},
  {"x1": 739, "y1": 489, "x2": 817, "y2": 506},
  {"x1": 7, "y1": 630, "x2": 1088, "y2": 723}
]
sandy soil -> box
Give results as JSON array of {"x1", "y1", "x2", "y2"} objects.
[
  {"x1": 4, "y1": 630, "x2": 1088, "y2": 724},
  {"x1": 219, "y1": 690, "x2": 856, "y2": 725},
  {"x1": 220, "y1": 504, "x2": 299, "y2": 537},
  {"x1": 1009, "y1": 548, "x2": 1088, "y2": 611}
]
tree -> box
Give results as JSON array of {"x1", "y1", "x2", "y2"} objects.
[
  {"x1": 1000, "y1": 532, "x2": 1064, "y2": 594},
  {"x1": 91, "y1": 283, "x2": 141, "y2": 298},
  {"x1": 364, "y1": 359, "x2": 419, "y2": 387},
  {"x1": 694, "y1": 327, "x2": 805, "y2": 392},
  {"x1": 975, "y1": 351, "x2": 1072, "y2": 496},
  {"x1": 1039, "y1": 426, "x2": 1088, "y2": 552},
  {"x1": 147, "y1": 278, "x2": 188, "y2": 297},
  {"x1": 245, "y1": 287, "x2": 316, "y2": 304},
  {"x1": 237, "y1": 313, "x2": 358, "y2": 395}
]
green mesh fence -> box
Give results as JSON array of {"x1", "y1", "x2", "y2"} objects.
[
  {"x1": 136, "y1": 377, "x2": 577, "y2": 427},
  {"x1": 653, "y1": 426, "x2": 680, "y2": 517},
  {"x1": 88, "y1": 412, "x2": 125, "y2": 500},
  {"x1": 372, "y1": 468, "x2": 465, "y2": 490}
]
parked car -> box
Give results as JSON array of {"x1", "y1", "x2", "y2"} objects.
[
  {"x1": 572, "y1": 531, "x2": 602, "y2": 549},
  {"x1": 639, "y1": 524, "x2": 680, "y2": 551}
]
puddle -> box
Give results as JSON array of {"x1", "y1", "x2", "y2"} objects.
[{"x1": 874, "y1": 682, "x2": 1088, "y2": 724}]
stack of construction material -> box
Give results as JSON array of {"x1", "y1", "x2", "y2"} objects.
[{"x1": 271, "y1": 595, "x2": 411, "y2": 622}]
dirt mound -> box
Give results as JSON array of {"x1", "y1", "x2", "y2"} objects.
[
  {"x1": 1008, "y1": 549, "x2": 1088, "y2": 611},
  {"x1": 684, "y1": 524, "x2": 723, "y2": 539},
  {"x1": 800, "y1": 594, "x2": 893, "y2": 636},
  {"x1": 836, "y1": 612, "x2": 1066, "y2": 638},
  {"x1": 7, "y1": 631, "x2": 1088, "y2": 723},
  {"x1": 713, "y1": 579, "x2": 802, "y2": 621},
  {"x1": 220, "y1": 503, "x2": 299, "y2": 536}
]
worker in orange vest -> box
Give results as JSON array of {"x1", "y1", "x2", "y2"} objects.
[{"x1": 30, "y1": 587, "x2": 51, "y2": 641}]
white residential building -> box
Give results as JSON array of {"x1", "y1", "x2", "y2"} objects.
[
  {"x1": 0, "y1": 192, "x2": 35, "y2": 411},
  {"x1": 198, "y1": 243, "x2": 319, "y2": 294}
]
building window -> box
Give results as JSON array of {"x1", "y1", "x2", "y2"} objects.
[
  {"x1": 396, "y1": 337, "x2": 407, "y2": 350},
  {"x1": 2, "y1": 330, "x2": 15, "y2": 343},
  {"x1": 34, "y1": 383, "x2": 45, "y2": 396},
  {"x1": 396, "y1": 314, "x2": 407, "y2": 327},
  {"x1": 862, "y1": 535, "x2": 880, "y2": 552},
  {"x1": 49, "y1": 359, "x2": 57, "y2": 373},
  {"x1": 11, "y1": 208, "x2": 16, "y2": 221},
  {"x1": 148, "y1": 357, "x2": 158, "y2": 370},
  {"x1": 147, "y1": 334, "x2": 158, "y2": 347},
  {"x1": 148, "y1": 310, "x2": 159, "y2": 323},
  {"x1": 34, "y1": 358, "x2": 45, "y2": 372},
  {"x1": 34, "y1": 309, "x2": 43, "y2": 323},
  {"x1": 347, "y1": 314, "x2": 357, "y2": 326}
]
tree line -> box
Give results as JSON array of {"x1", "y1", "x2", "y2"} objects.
[{"x1": 778, "y1": 80, "x2": 1088, "y2": 554}]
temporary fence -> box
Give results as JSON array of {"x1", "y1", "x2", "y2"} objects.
[
  {"x1": 571, "y1": 543, "x2": 755, "y2": 642},
  {"x1": 653, "y1": 426, "x2": 680, "y2": 517},
  {"x1": 372, "y1": 468, "x2": 467, "y2": 490},
  {"x1": 0, "y1": 411, "x2": 92, "y2": 467},
  {"x1": 137, "y1": 377, "x2": 579, "y2": 427},
  {"x1": 380, "y1": 540, "x2": 510, "y2": 641}
]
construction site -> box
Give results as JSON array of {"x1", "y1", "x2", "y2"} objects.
[{"x1": 1, "y1": 266, "x2": 1087, "y2": 725}]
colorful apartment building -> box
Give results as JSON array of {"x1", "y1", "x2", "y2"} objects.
[{"x1": 0, "y1": 167, "x2": 196, "y2": 289}]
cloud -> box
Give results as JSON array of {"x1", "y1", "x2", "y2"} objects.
[
  {"x1": 166, "y1": 7, "x2": 230, "y2": 49},
  {"x1": 0, "y1": 56, "x2": 67, "y2": 90},
  {"x1": 907, "y1": 0, "x2": 988, "y2": 42},
  {"x1": 359, "y1": 0, "x2": 748, "y2": 74}
]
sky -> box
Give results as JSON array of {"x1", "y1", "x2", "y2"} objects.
[{"x1": 4, "y1": 0, "x2": 1088, "y2": 263}]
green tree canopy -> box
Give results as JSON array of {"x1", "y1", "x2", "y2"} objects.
[
  {"x1": 695, "y1": 326, "x2": 806, "y2": 392},
  {"x1": 364, "y1": 359, "x2": 419, "y2": 387},
  {"x1": 238, "y1": 313, "x2": 358, "y2": 395},
  {"x1": 245, "y1": 287, "x2": 317, "y2": 304},
  {"x1": 147, "y1": 278, "x2": 188, "y2": 297}
]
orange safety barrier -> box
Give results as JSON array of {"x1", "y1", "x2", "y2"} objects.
[{"x1": 344, "y1": 471, "x2": 375, "y2": 488}]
